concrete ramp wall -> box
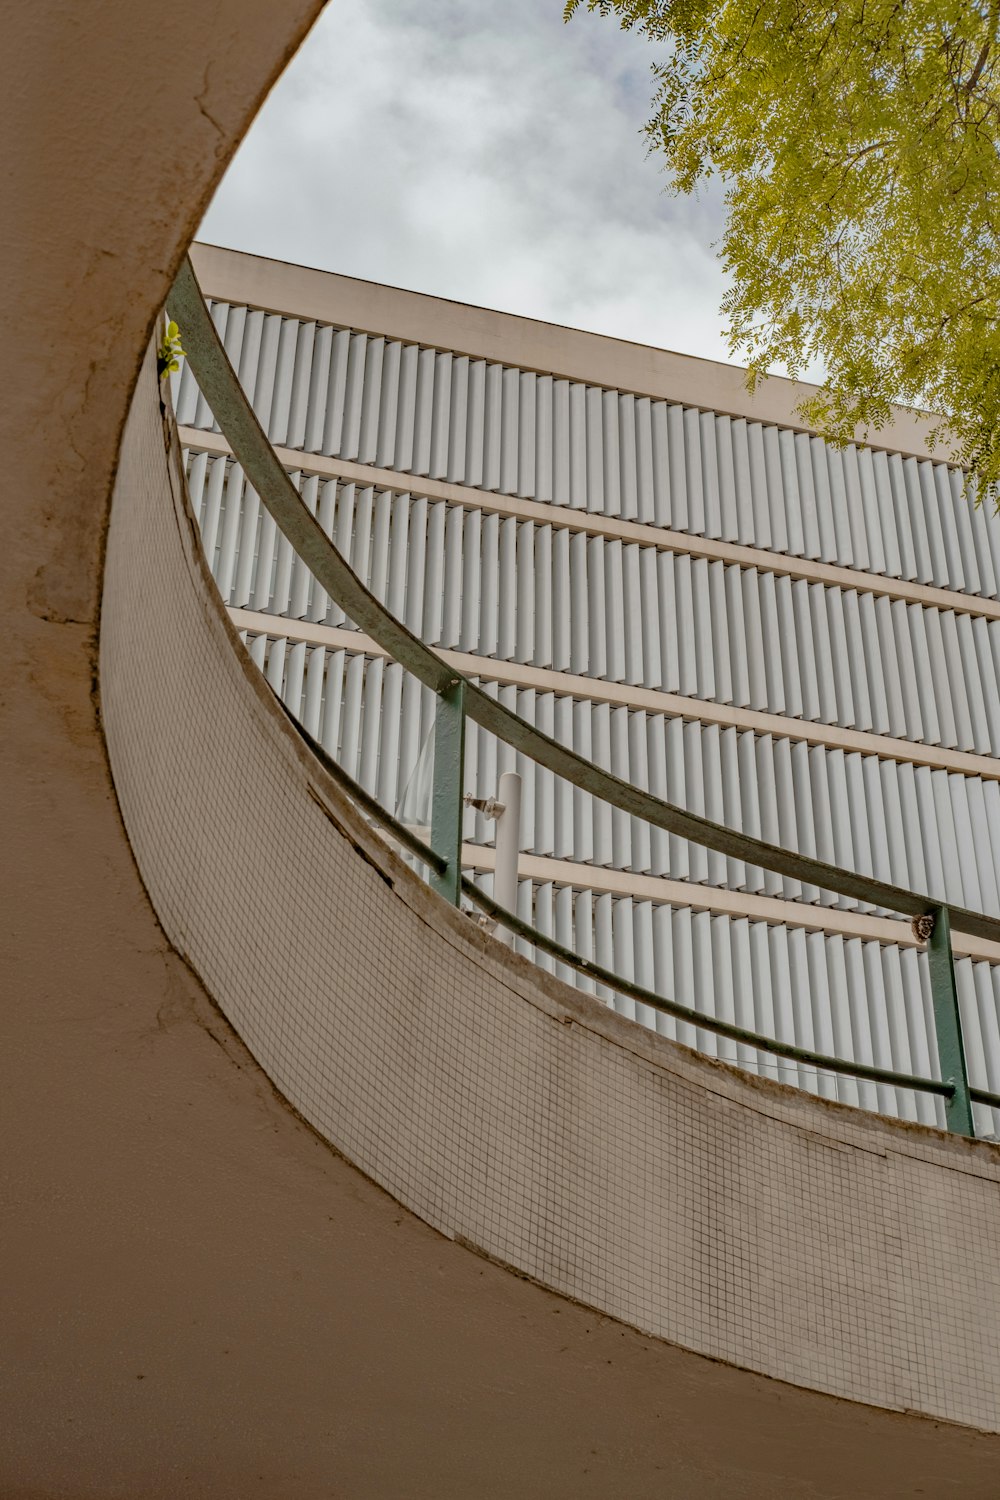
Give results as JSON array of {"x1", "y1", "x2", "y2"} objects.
[{"x1": 100, "y1": 346, "x2": 1000, "y2": 1434}]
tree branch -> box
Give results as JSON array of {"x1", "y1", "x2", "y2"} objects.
[
  {"x1": 966, "y1": 40, "x2": 991, "y2": 92},
  {"x1": 965, "y1": 2, "x2": 1000, "y2": 93}
]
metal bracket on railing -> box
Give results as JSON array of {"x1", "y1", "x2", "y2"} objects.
[{"x1": 464, "y1": 794, "x2": 505, "y2": 820}]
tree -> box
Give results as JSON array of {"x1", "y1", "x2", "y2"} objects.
[{"x1": 566, "y1": 0, "x2": 1000, "y2": 491}]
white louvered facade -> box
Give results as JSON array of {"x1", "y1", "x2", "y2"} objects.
[{"x1": 173, "y1": 252, "x2": 1000, "y2": 1136}]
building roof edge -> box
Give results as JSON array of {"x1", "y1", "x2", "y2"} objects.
[{"x1": 190, "y1": 241, "x2": 945, "y2": 465}]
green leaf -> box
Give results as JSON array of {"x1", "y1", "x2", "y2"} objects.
[{"x1": 573, "y1": 0, "x2": 1000, "y2": 493}]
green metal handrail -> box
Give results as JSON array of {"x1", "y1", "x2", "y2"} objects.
[
  {"x1": 284, "y1": 706, "x2": 1000, "y2": 1115},
  {"x1": 278, "y1": 693, "x2": 961, "y2": 1100},
  {"x1": 169, "y1": 255, "x2": 1000, "y2": 1137}
]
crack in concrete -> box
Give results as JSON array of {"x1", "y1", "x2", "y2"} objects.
[{"x1": 194, "y1": 61, "x2": 225, "y2": 139}]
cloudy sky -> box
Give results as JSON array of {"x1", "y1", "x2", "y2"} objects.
[{"x1": 200, "y1": 0, "x2": 734, "y2": 361}]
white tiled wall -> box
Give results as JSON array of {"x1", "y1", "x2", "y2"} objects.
[{"x1": 100, "y1": 347, "x2": 1000, "y2": 1432}]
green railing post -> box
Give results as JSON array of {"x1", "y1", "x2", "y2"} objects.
[
  {"x1": 429, "y1": 677, "x2": 466, "y2": 905},
  {"x1": 927, "y1": 907, "x2": 975, "y2": 1136}
]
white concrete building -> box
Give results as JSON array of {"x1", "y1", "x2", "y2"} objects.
[{"x1": 176, "y1": 242, "x2": 1000, "y2": 1135}]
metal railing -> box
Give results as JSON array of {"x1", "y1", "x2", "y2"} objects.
[{"x1": 169, "y1": 256, "x2": 1000, "y2": 1137}]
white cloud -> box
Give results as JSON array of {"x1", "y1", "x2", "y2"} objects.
[{"x1": 200, "y1": 0, "x2": 733, "y2": 360}]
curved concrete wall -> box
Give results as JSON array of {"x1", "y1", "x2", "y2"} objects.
[
  {"x1": 11, "y1": 0, "x2": 997, "y2": 1488},
  {"x1": 100, "y1": 347, "x2": 1000, "y2": 1433}
]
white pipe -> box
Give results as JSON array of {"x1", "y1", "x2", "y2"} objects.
[{"x1": 493, "y1": 771, "x2": 522, "y2": 946}]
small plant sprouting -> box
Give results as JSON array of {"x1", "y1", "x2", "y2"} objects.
[{"x1": 157, "y1": 319, "x2": 185, "y2": 380}]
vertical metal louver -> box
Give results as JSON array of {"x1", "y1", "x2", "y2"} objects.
[
  {"x1": 176, "y1": 301, "x2": 1000, "y2": 599},
  {"x1": 180, "y1": 286, "x2": 1000, "y2": 1139},
  {"x1": 185, "y1": 450, "x2": 1000, "y2": 758},
  {"x1": 234, "y1": 621, "x2": 1000, "y2": 1136}
]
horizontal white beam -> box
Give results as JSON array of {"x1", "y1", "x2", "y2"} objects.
[
  {"x1": 462, "y1": 845, "x2": 1000, "y2": 964},
  {"x1": 182, "y1": 428, "x2": 999, "y2": 623},
  {"x1": 229, "y1": 607, "x2": 1000, "y2": 784},
  {"x1": 189, "y1": 242, "x2": 942, "y2": 463}
]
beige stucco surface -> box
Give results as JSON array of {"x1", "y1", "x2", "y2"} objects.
[{"x1": 5, "y1": 1, "x2": 1000, "y2": 1494}]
